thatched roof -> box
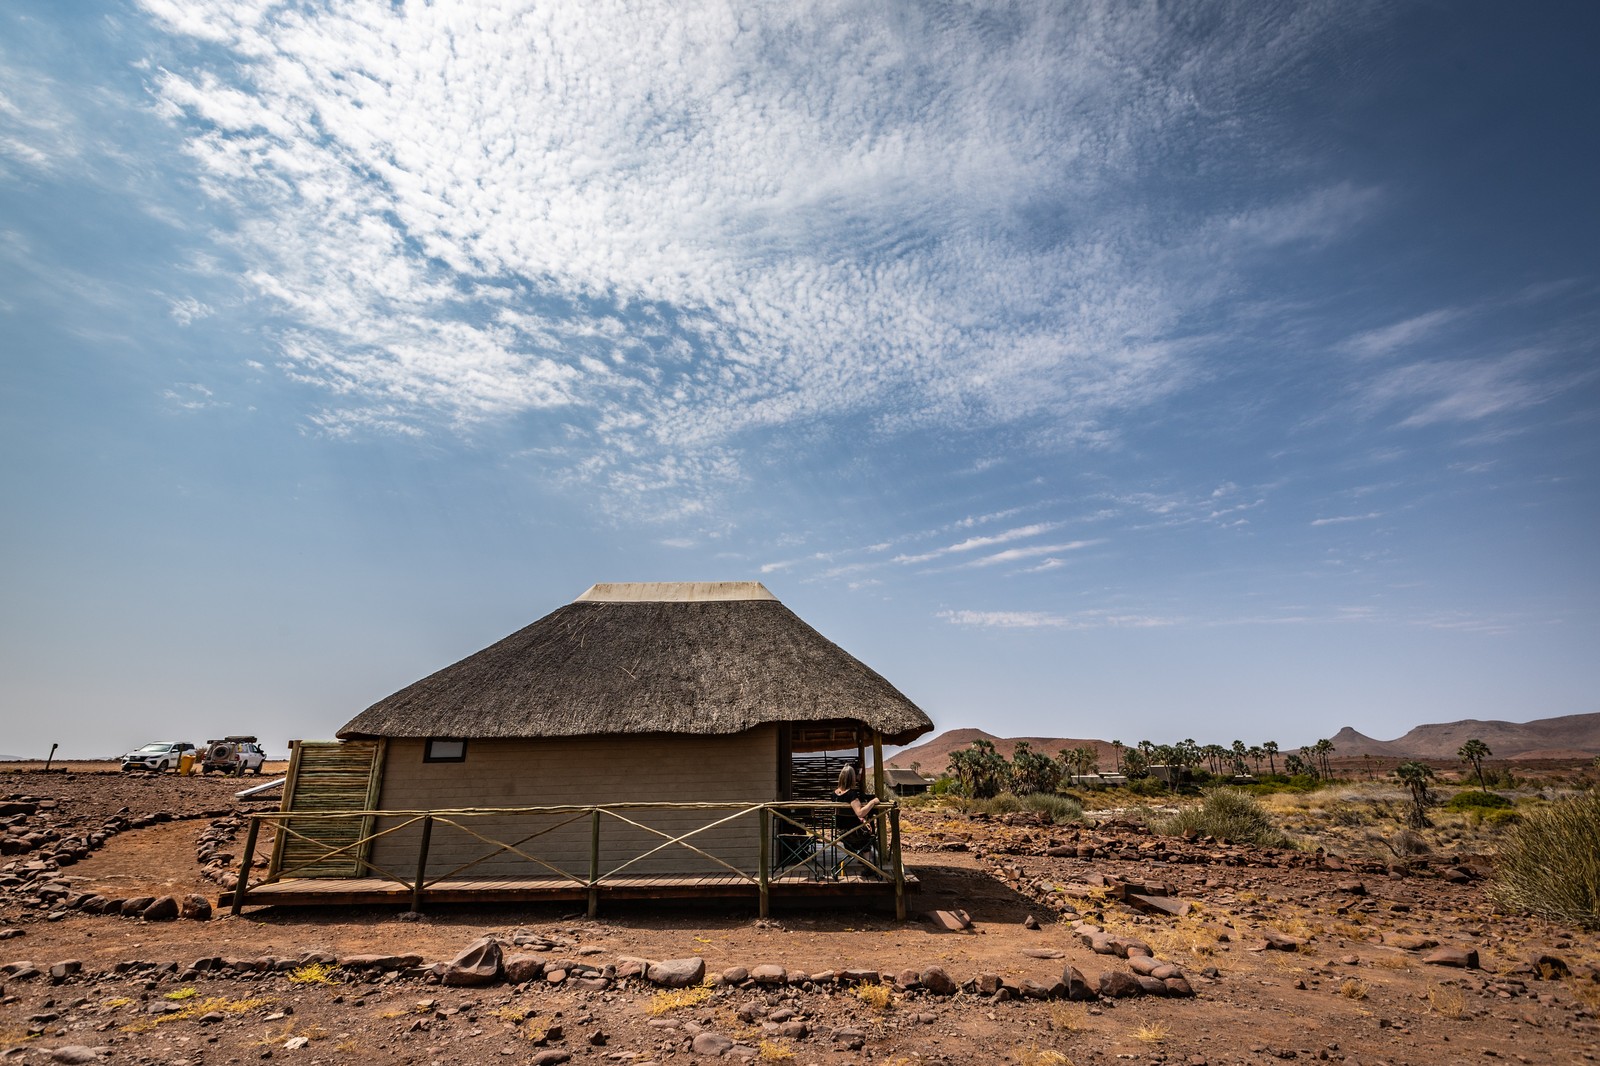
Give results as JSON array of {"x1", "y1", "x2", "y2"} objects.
[{"x1": 337, "y1": 582, "x2": 934, "y2": 746}]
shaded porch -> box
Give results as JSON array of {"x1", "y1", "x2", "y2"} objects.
[{"x1": 226, "y1": 797, "x2": 913, "y2": 918}]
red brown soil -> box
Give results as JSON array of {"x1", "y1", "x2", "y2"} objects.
[{"x1": 2, "y1": 771, "x2": 1597, "y2": 1065}]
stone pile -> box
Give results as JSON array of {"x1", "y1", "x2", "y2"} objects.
[{"x1": 0, "y1": 790, "x2": 250, "y2": 926}]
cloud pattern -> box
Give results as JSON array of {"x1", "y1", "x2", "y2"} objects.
[{"x1": 136, "y1": 0, "x2": 1378, "y2": 494}]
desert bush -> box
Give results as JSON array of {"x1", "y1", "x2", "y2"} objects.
[
  {"x1": 984, "y1": 792, "x2": 1025, "y2": 814},
  {"x1": 1367, "y1": 826, "x2": 1431, "y2": 858},
  {"x1": 1446, "y1": 790, "x2": 1513, "y2": 811},
  {"x1": 1125, "y1": 777, "x2": 1167, "y2": 798},
  {"x1": 1469, "y1": 807, "x2": 1522, "y2": 830},
  {"x1": 1021, "y1": 792, "x2": 1085, "y2": 825},
  {"x1": 1158, "y1": 788, "x2": 1291, "y2": 849},
  {"x1": 1490, "y1": 791, "x2": 1600, "y2": 928}
]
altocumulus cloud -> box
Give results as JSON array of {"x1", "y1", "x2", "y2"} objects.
[{"x1": 138, "y1": 0, "x2": 1378, "y2": 503}]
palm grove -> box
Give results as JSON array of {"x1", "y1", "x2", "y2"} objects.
[{"x1": 943, "y1": 736, "x2": 1344, "y2": 799}]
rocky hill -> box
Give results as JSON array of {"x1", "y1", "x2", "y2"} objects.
[
  {"x1": 893, "y1": 712, "x2": 1600, "y2": 770},
  {"x1": 887, "y1": 728, "x2": 1120, "y2": 773},
  {"x1": 1324, "y1": 713, "x2": 1600, "y2": 760}
]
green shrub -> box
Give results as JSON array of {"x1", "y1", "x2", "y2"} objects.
[
  {"x1": 1020, "y1": 792, "x2": 1085, "y2": 825},
  {"x1": 1125, "y1": 777, "x2": 1166, "y2": 798},
  {"x1": 1446, "y1": 790, "x2": 1513, "y2": 811},
  {"x1": 1157, "y1": 788, "x2": 1291, "y2": 849},
  {"x1": 983, "y1": 792, "x2": 1025, "y2": 815},
  {"x1": 1490, "y1": 792, "x2": 1600, "y2": 928}
]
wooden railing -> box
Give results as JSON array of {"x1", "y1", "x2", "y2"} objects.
[{"x1": 232, "y1": 800, "x2": 905, "y2": 919}]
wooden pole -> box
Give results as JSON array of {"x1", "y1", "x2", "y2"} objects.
[
  {"x1": 758, "y1": 806, "x2": 770, "y2": 919},
  {"x1": 410, "y1": 814, "x2": 433, "y2": 913},
  {"x1": 587, "y1": 809, "x2": 601, "y2": 918},
  {"x1": 871, "y1": 732, "x2": 888, "y2": 879},
  {"x1": 871, "y1": 733, "x2": 886, "y2": 798},
  {"x1": 231, "y1": 815, "x2": 261, "y2": 916},
  {"x1": 890, "y1": 805, "x2": 906, "y2": 921}
]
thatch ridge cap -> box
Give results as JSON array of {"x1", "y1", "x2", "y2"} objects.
[{"x1": 576, "y1": 581, "x2": 775, "y2": 602}]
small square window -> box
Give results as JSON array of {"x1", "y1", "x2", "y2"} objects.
[{"x1": 424, "y1": 738, "x2": 467, "y2": 762}]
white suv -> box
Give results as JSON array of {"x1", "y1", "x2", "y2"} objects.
[
  {"x1": 201, "y1": 737, "x2": 268, "y2": 775},
  {"x1": 120, "y1": 741, "x2": 196, "y2": 773}
]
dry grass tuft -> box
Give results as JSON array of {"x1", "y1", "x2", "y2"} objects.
[
  {"x1": 1048, "y1": 1002, "x2": 1092, "y2": 1032},
  {"x1": 0, "y1": 1028, "x2": 37, "y2": 1050},
  {"x1": 647, "y1": 985, "x2": 714, "y2": 1016},
  {"x1": 758, "y1": 1038, "x2": 796, "y2": 1060},
  {"x1": 123, "y1": 995, "x2": 271, "y2": 1034},
  {"x1": 1014, "y1": 1045, "x2": 1074, "y2": 1066},
  {"x1": 1339, "y1": 979, "x2": 1368, "y2": 1000},
  {"x1": 1133, "y1": 1022, "x2": 1169, "y2": 1043},
  {"x1": 163, "y1": 986, "x2": 199, "y2": 1000},
  {"x1": 287, "y1": 962, "x2": 341, "y2": 985},
  {"x1": 855, "y1": 983, "x2": 894, "y2": 1011},
  {"x1": 1427, "y1": 984, "x2": 1467, "y2": 1019}
]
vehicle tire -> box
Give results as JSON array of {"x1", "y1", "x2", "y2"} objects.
[{"x1": 121, "y1": 765, "x2": 132, "y2": 773}]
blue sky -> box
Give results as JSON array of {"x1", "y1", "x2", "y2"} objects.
[{"x1": 2, "y1": 1, "x2": 1596, "y2": 760}]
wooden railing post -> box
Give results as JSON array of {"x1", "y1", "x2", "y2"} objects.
[
  {"x1": 588, "y1": 809, "x2": 601, "y2": 918},
  {"x1": 410, "y1": 814, "x2": 434, "y2": 913},
  {"x1": 758, "y1": 806, "x2": 771, "y2": 919},
  {"x1": 231, "y1": 814, "x2": 262, "y2": 916},
  {"x1": 890, "y1": 805, "x2": 906, "y2": 921}
]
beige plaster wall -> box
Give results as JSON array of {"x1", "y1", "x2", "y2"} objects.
[{"x1": 367, "y1": 727, "x2": 778, "y2": 879}]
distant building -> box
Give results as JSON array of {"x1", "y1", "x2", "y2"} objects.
[{"x1": 883, "y1": 767, "x2": 931, "y2": 797}]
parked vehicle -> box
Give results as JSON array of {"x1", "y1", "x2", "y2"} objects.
[
  {"x1": 120, "y1": 741, "x2": 196, "y2": 773},
  {"x1": 201, "y1": 736, "x2": 268, "y2": 775}
]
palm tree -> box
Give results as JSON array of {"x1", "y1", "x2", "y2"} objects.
[
  {"x1": 1458, "y1": 739, "x2": 1492, "y2": 792},
  {"x1": 1247, "y1": 745, "x2": 1265, "y2": 774},
  {"x1": 1231, "y1": 739, "x2": 1248, "y2": 775},
  {"x1": 1263, "y1": 741, "x2": 1279, "y2": 776},
  {"x1": 1110, "y1": 740, "x2": 1124, "y2": 773},
  {"x1": 1313, "y1": 738, "x2": 1336, "y2": 778},
  {"x1": 1395, "y1": 761, "x2": 1436, "y2": 828}
]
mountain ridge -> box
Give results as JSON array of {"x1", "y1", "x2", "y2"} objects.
[{"x1": 889, "y1": 712, "x2": 1600, "y2": 770}]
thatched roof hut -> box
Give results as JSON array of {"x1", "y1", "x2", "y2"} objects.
[
  {"x1": 338, "y1": 581, "x2": 932, "y2": 746},
  {"x1": 262, "y1": 582, "x2": 934, "y2": 899}
]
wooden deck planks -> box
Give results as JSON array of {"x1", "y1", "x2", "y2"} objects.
[{"x1": 227, "y1": 871, "x2": 917, "y2": 909}]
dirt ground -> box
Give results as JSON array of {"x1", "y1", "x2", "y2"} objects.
[{"x1": 2, "y1": 770, "x2": 1598, "y2": 1065}]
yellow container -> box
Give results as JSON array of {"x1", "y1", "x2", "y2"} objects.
[{"x1": 178, "y1": 752, "x2": 196, "y2": 775}]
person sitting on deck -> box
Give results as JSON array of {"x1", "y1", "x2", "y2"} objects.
[{"x1": 830, "y1": 765, "x2": 880, "y2": 874}]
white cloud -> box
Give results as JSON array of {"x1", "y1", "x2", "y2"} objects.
[
  {"x1": 1361, "y1": 349, "x2": 1559, "y2": 428},
  {"x1": 1310, "y1": 512, "x2": 1381, "y2": 526},
  {"x1": 892, "y1": 523, "x2": 1061, "y2": 565},
  {"x1": 1338, "y1": 308, "x2": 1461, "y2": 360},
  {"x1": 938, "y1": 607, "x2": 1177, "y2": 629},
  {"x1": 966, "y1": 540, "x2": 1100, "y2": 568},
  {"x1": 131, "y1": 1, "x2": 1379, "y2": 507}
]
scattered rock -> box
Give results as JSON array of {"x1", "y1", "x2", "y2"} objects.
[
  {"x1": 140, "y1": 896, "x2": 179, "y2": 921},
  {"x1": 1098, "y1": 970, "x2": 1142, "y2": 998},
  {"x1": 442, "y1": 936, "x2": 503, "y2": 986},
  {"x1": 750, "y1": 964, "x2": 787, "y2": 985},
  {"x1": 691, "y1": 1031, "x2": 734, "y2": 1056},
  {"x1": 1061, "y1": 965, "x2": 1096, "y2": 1001},
  {"x1": 920, "y1": 965, "x2": 957, "y2": 995},
  {"x1": 503, "y1": 953, "x2": 546, "y2": 984},
  {"x1": 647, "y1": 957, "x2": 706, "y2": 988},
  {"x1": 1423, "y1": 945, "x2": 1480, "y2": 969},
  {"x1": 925, "y1": 909, "x2": 973, "y2": 932}
]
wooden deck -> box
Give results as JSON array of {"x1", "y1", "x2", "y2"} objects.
[{"x1": 224, "y1": 870, "x2": 917, "y2": 910}]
